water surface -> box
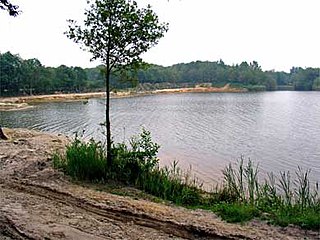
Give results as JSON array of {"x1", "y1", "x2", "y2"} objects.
[{"x1": 1, "y1": 91, "x2": 319, "y2": 185}]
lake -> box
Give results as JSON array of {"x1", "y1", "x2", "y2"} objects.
[{"x1": 1, "y1": 91, "x2": 320, "y2": 185}]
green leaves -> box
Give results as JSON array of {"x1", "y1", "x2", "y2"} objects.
[
  {"x1": 65, "y1": 0, "x2": 168, "y2": 167},
  {"x1": 66, "y1": 0, "x2": 168, "y2": 72}
]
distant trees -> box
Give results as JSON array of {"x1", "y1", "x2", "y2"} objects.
[
  {"x1": 21, "y1": 58, "x2": 42, "y2": 95},
  {"x1": 0, "y1": 52, "x2": 23, "y2": 96},
  {"x1": 136, "y1": 61, "x2": 277, "y2": 90},
  {"x1": 0, "y1": 52, "x2": 89, "y2": 96},
  {"x1": 1, "y1": 51, "x2": 320, "y2": 97},
  {"x1": 291, "y1": 67, "x2": 319, "y2": 91},
  {"x1": 312, "y1": 77, "x2": 320, "y2": 91}
]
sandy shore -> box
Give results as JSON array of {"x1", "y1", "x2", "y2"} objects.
[
  {"x1": 0, "y1": 128, "x2": 317, "y2": 239},
  {"x1": 153, "y1": 84, "x2": 246, "y2": 94},
  {"x1": 0, "y1": 85, "x2": 246, "y2": 111},
  {"x1": 0, "y1": 92, "x2": 106, "y2": 111},
  {"x1": 0, "y1": 92, "x2": 106, "y2": 104}
]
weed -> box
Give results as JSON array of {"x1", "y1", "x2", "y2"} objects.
[
  {"x1": 53, "y1": 137, "x2": 107, "y2": 181},
  {"x1": 212, "y1": 203, "x2": 260, "y2": 223},
  {"x1": 53, "y1": 133, "x2": 320, "y2": 230},
  {"x1": 217, "y1": 158, "x2": 320, "y2": 229}
]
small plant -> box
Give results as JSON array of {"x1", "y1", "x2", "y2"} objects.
[
  {"x1": 216, "y1": 157, "x2": 320, "y2": 229},
  {"x1": 138, "y1": 161, "x2": 202, "y2": 206},
  {"x1": 53, "y1": 135, "x2": 320, "y2": 230},
  {"x1": 221, "y1": 156, "x2": 259, "y2": 204},
  {"x1": 53, "y1": 137, "x2": 107, "y2": 181},
  {"x1": 212, "y1": 203, "x2": 260, "y2": 223},
  {"x1": 111, "y1": 128, "x2": 160, "y2": 183}
]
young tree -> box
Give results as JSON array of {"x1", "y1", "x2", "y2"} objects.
[{"x1": 66, "y1": 0, "x2": 168, "y2": 166}]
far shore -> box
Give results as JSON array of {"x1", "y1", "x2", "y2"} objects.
[{"x1": 0, "y1": 85, "x2": 246, "y2": 111}]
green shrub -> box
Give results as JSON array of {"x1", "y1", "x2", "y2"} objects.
[
  {"x1": 54, "y1": 137, "x2": 107, "y2": 181},
  {"x1": 214, "y1": 157, "x2": 320, "y2": 229},
  {"x1": 138, "y1": 163, "x2": 202, "y2": 206},
  {"x1": 53, "y1": 133, "x2": 320, "y2": 229},
  {"x1": 269, "y1": 205, "x2": 320, "y2": 229},
  {"x1": 212, "y1": 203, "x2": 260, "y2": 223},
  {"x1": 111, "y1": 128, "x2": 160, "y2": 183}
]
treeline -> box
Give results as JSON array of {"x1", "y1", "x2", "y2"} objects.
[
  {"x1": 0, "y1": 52, "x2": 88, "y2": 96},
  {"x1": 136, "y1": 61, "x2": 320, "y2": 91},
  {"x1": 1, "y1": 51, "x2": 320, "y2": 96}
]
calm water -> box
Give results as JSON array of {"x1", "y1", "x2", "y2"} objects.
[{"x1": 1, "y1": 91, "x2": 320, "y2": 185}]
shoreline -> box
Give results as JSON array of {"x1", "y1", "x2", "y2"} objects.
[
  {"x1": 0, "y1": 128, "x2": 318, "y2": 239},
  {"x1": 0, "y1": 85, "x2": 246, "y2": 111},
  {"x1": 0, "y1": 84, "x2": 246, "y2": 111}
]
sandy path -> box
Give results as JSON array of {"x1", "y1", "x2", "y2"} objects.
[{"x1": 0, "y1": 128, "x2": 318, "y2": 239}]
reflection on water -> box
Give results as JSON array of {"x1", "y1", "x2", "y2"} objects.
[{"x1": 1, "y1": 91, "x2": 320, "y2": 185}]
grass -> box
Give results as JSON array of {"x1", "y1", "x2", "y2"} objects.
[
  {"x1": 211, "y1": 157, "x2": 320, "y2": 229},
  {"x1": 53, "y1": 132, "x2": 320, "y2": 230},
  {"x1": 53, "y1": 137, "x2": 106, "y2": 181},
  {"x1": 210, "y1": 203, "x2": 260, "y2": 223},
  {"x1": 53, "y1": 129, "x2": 202, "y2": 206}
]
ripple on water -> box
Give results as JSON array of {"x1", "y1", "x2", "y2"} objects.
[{"x1": 1, "y1": 92, "x2": 320, "y2": 184}]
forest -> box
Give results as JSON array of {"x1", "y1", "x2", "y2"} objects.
[{"x1": 1, "y1": 51, "x2": 320, "y2": 96}]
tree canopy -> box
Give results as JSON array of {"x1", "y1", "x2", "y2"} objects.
[{"x1": 2, "y1": 51, "x2": 320, "y2": 97}]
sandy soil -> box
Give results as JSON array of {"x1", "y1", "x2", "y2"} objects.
[
  {"x1": 0, "y1": 128, "x2": 319, "y2": 239},
  {"x1": 0, "y1": 92, "x2": 106, "y2": 111},
  {"x1": 0, "y1": 85, "x2": 246, "y2": 111},
  {"x1": 153, "y1": 84, "x2": 245, "y2": 94}
]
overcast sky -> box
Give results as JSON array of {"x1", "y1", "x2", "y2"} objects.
[{"x1": 1, "y1": 0, "x2": 320, "y2": 72}]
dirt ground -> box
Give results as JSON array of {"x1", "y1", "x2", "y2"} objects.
[{"x1": 0, "y1": 128, "x2": 319, "y2": 239}]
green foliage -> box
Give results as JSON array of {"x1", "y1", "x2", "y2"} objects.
[
  {"x1": 215, "y1": 158, "x2": 320, "y2": 229},
  {"x1": 53, "y1": 137, "x2": 107, "y2": 181},
  {"x1": 2, "y1": 50, "x2": 320, "y2": 97},
  {"x1": 137, "y1": 162, "x2": 202, "y2": 205},
  {"x1": 110, "y1": 128, "x2": 160, "y2": 182},
  {"x1": 212, "y1": 203, "x2": 260, "y2": 223},
  {"x1": 0, "y1": 52, "x2": 89, "y2": 96},
  {"x1": 271, "y1": 207, "x2": 320, "y2": 230},
  {"x1": 291, "y1": 67, "x2": 319, "y2": 91},
  {"x1": 54, "y1": 129, "x2": 202, "y2": 206},
  {"x1": 111, "y1": 130, "x2": 202, "y2": 205},
  {"x1": 221, "y1": 157, "x2": 259, "y2": 204},
  {"x1": 66, "y1": 0, "x2": 168, "y2": 71},
  {"x1": 312, "y1": 76, "x2": 320, "y2": 91},
  {"x1": 53, "y1": 136, "x2": 320, "y2": 229},
  {"x1": 65, "y1": 0, "x2": 169, "y2": 167}
]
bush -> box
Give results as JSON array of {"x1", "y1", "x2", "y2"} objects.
[
  {"x1": 212, "y1": 203, "x2": 260, "y2": 223},
  {"x1": 138, "y1": 162, "x2": 202, "y2": 206},
  {"x1": 111, "y1": 128, "x2": 160, "y2": 183},
  {"x1": 54, "y1": 129, "x2": 202, "y2": 206},
  {"x1": 53, "y1": 137, "x2": 107, "y2": 181},
  {"x1": 53, "y1": 134, "x2": 320, "y2": 229}
]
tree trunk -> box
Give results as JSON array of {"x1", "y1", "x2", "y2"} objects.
[
  {"x1": 105, "y1": 69, "x2": 112, "y2": 167},
  {"x1": 0, "y1": 126, "x2": 8, "y2": 140}
]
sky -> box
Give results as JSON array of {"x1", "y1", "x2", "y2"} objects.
[{"x1": 1, "y1": 0, "x2": 320, "y2": 72}]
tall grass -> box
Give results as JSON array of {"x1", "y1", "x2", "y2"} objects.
[
  {"x1": 138, "y1": 161, "x2": 202, "y2": 205},
  {"x1": 216, "y1": 157, "x2": 320, "y2": 229},
  {"x1": 53, "y1": 137, "x2": 106, "y2": 181},
  {"x1": 53, "y1": 129, "x2": 202, "y2": 206},
  {"x1": 53, "y1": 133, "x2": 320, "y2": 230}
]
